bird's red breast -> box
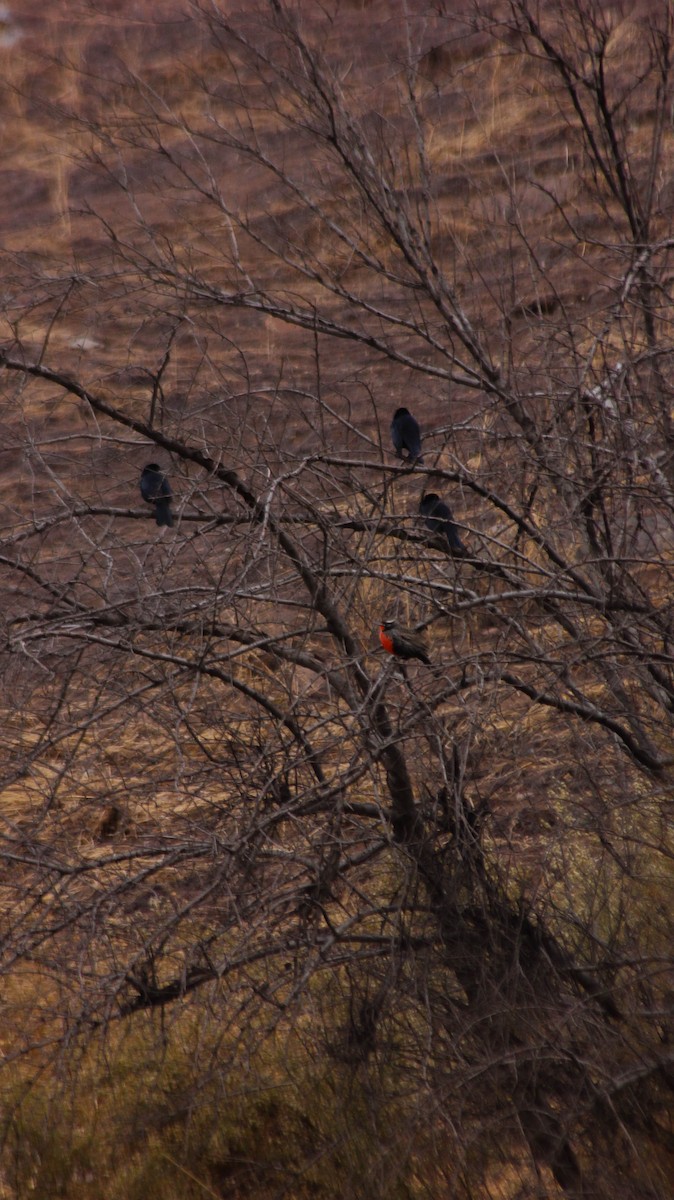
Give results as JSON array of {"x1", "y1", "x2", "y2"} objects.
[{"x1": 379, "y1": 624, "x2": 395, "y2": 655}]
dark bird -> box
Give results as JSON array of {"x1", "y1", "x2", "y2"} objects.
[
  {"x1": 379, "y1": 619, "x2": 431, "y2": 665},
  {"x1": 391, "y1": 406, "x2": 423, "y2": 464},
  {"x1": 419, "y1": 492, "x2": 467, "y2": 554},
  {"x1": 140, "y1": 463, "x2": 174, "y2": 527}
]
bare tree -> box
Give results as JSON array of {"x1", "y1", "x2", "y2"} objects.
[{"x1": 0, "y1": 1, "x2": 672, "y2": 1196}]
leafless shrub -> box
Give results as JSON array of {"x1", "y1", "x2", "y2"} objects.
[{"x1": 0, "y1": 1, "x2": 672, "y2": 1195}]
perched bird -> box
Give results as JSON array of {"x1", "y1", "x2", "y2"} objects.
[
  {"x1": 95, "y1": 804, "x2": 122, "y2": 841},
  {"x1": 419, "y1": 492, "x2": 467, "y2": 555},
  {"x1": 391, "y1": 406, "x2": 423, "y2": 464},
  {"x1": 140, "y1": 463, "x2": 174, "y2": 527},
  {"x1": 379, "y1": 619, "x2": 431, "y2": 665}
]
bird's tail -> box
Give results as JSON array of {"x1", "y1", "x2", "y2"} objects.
[
  {"x1": 156, "y1": 499, "x2": 174, "y2": 527},
  {"x1": 448, "y1": 529, "x2": 467, "y2": 555}
]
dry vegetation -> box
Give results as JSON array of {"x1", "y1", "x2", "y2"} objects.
[{"x1": 0, "y1": 0, "x2": 673, "y2": 1196}]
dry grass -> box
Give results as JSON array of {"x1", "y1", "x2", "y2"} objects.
[{"x1": 0, "y1": 1, "x2": 673, "y2": 1196}]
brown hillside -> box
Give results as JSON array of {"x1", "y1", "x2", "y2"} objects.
[{"x1": 0, "y1": 2, "x2": 672, "y2": 1198}]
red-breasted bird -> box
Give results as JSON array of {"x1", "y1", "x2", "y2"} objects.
[
  {"x1": 391, "y1": 406, "x2": 423, "y2": 464},
  {"x1": 379, "y1": 619, "x2": 431, "y2": 665},
  {"x1": 140, "y1": 463, "x2": 174, "y2": 527},
  {"x1": 419, "y1": 492, "x2": 467, "y2": 555}
]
